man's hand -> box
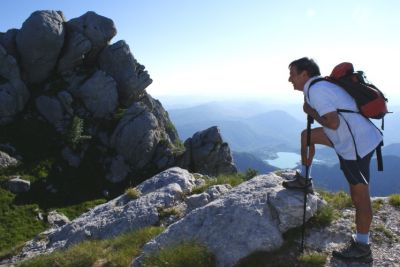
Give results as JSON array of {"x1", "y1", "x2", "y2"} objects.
[
  {"x1": 303, "y1": 101, "x2": 340, "y2": 130},
  {"x1": 303, "y1": 101, "x2": 317, "y2": 118}
]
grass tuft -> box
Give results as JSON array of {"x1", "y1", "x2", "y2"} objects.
[
  {"x1": 18, "y1": 226, "x2": 164, "y2": 267},
  {"x1": 142, "y1": 241, "x2": 215, "y2": 267},
  {"x1": 389, "y1": 194, "x2": 400, "y2": 207},
  {"x1": 191, "y1": 173, "x2": 245, "y2": 195},
  {"x1": 308, "y1": 204, "x2": 338, "y2": 227},
  {"x1": 297, "y1": 252, "x2": 327, "y2": 266},
  {"x1": 125, "y1": 187, "x2": 142, "y2": 200},
  {"x1": 318, "y1": 191, "x2": 352, "y2": 210}
]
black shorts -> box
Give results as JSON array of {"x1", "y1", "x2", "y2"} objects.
[{"x1": 338, "y1": 150, "x2": 374, "y2": 185}]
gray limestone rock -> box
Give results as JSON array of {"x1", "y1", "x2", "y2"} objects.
[
  {"x1": 57, "y1": 31, "x2": 92, "y2": 74},
  {"x1": 5, "y1": 176, "x2": 31, "y2": 193},
  {"x1": 35, "y1": 95, "x2": 64, "y2": 130},
  {"x1": 67, "y1": 11, "x2": 116, "y2": 64},
  {"x1": 0, "y1": 45, "x2": 30, "y2": 124},
  {"x1": 105, "y1": 155, "x2": 131, "y2": 183},
  {"x1": 98, "y1": 40, "x2": 152, "y2": 106},
  {"x1": 7, "y1": 168, "x2": 189, "y2": 263},
  {"x1": 186, "y1": 184, "x2": 232, "y2": 211},
  {"x1": 133, "y1": 172, "x2": 324, "y2": 267},
  {"x1": 0, "y1": 151, "x2": 18, "y2": 169},
  {"x1": 136, "y1": 167, "x2": 196, "y2": 195},
  {"x1": 75, "y1": 70, "x2": 118, "y2": 118},
  {"x1": 110, "y1": 102, "x2": 166, "y2": 170},
  {"x1": 16, "y1": 10, "x2": 65, "y2": 83},
  {"x1": 47, "y1": 211, "x2": 70, "y2": 228},
  {"x1": 0, "y1": 29, "x2": 19, "y2": 58},
  {"x1": 180, "y1": 126, "x2": 237, "y2": 176}
]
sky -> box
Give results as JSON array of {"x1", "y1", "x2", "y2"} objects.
[{"x1": 1, "y1": 0, "x2": 400, "y2": 104}]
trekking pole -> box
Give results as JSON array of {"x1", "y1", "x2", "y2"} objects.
[{"x1": 300, "y1": 115, "x2": 314, "y2": 253}]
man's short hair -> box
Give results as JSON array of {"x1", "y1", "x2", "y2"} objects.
[{"x1": 289, "y1": 57, "x2": 321, "y2": 77}]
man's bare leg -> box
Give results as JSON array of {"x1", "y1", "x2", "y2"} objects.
[{"x1": 350, "y1": 183, "x2": 372, "y2": 235}]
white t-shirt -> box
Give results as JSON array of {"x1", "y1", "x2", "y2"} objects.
[{"x1": 304, "y1": 76, "x2": 383, "y2": 160}]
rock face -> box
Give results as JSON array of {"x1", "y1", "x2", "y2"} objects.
[
  {"x1": 2, "y1": 168, "x2": 323, "y2": 266},
  {"x1": 0, "y1": 9, "x2": 236, "y2": 187},
  {"x1": 179, "y1": 126, "x2": 237, "y2": 176},
  {"x1": 16, "y1": 10, "x2": 66, "y2": 84},
  {"x1": 133, "y1": 172, "x2": 323, "y2": 267},
  {"x1": 99, "y1": 40, "x2": 152, "y2": 107}
]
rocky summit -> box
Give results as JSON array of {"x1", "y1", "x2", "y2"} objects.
[
  {"x1": 0, "y1": 10, "x2": 236, "y2": 189},
  {"x1": 1, "y1": 168, "x2": 324, "y2": 266}
]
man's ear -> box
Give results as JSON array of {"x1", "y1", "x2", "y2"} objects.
[{"x1": 301, "y1": 70, "x2": 309, "y2": 80}]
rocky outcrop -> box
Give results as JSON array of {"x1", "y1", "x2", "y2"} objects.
[
  {"x1": 179, "y1": 126, "x2": 237, "y2": 176},
  {"x1": 133, "y1": 171, "x2": 323, "y2": 267},
  {"x1": 16, "y1": 10, "x2": 66, "y2": 84},
  {"x1": 0, "y1": 150, "x2": 18, "y2": 169},
  {"x1": 0, "y1": 44, "x2": 29, "y2": 125},
  {"x1": 5, "y1": 176, "x2": 31, "y2": 193},
  {"x1": 1, "y1": 168, "x2": 323, "y2": 266},
  {"x1": 99, "y1": 40, "x2": 152, "y2": 107},
  {"x1": 0, "y1": 9, "x2": 236, "y2": 186}
]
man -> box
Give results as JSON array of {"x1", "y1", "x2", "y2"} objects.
[{"x1": 284, "y1": 57, "x2": 383, "y2": 262}]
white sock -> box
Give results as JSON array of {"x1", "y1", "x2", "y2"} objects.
[{"x1": 355, "y1": 232, "x2": 370, "y2": 245}]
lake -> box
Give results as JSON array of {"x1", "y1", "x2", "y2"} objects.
[{"x1": 265, "y1": 152, "x2": 300, "y2": 169}]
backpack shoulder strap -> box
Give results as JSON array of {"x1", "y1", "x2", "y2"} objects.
[{"x1": 306, "y1": 77, "x2": 327, "y2": 102}]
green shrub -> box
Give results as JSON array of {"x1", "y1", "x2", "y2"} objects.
[
  {"x1": 318, "y1": 191, "x2": 352, "y2": 210},
  {"x1": 244, "y1": 168, "x2": 258, "y2": 180},
  {"x1": 18, "y1": 226, "x2": 164, "y2": 267},
  {"x1": 142, "y1": 241, "x2": 215, "y2": 267},
  {"x1": 66, "y1": 116, "x2": 92, "y2": 150},
  {"x1": 297, "y1": 252, "x2": 327, "y2": 266},
  {"x1": 389, "y1": 194, "x2": 400, "y2": 207},
  {"x1": 125, "y1": 188, "x2": 142, "y2": 200},
  {"x1": 308, "y1": 204, "x2": 338, "y2": 227}
]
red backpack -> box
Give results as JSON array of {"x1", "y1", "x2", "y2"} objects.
[
  {"x1": 309, "y1": 62, "x2": 387, "y2": 171},
  {"x1": 310, "y1": 62, "x2": 389, "y2": 125}
]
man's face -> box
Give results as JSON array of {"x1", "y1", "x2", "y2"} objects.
[{"x1": 288, "y1": 66, "x2": 308, "y2": 91}]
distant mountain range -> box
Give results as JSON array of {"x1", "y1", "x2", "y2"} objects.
[
  {"x1": 168, "y1": 102, "x2": 304, "y2": 152},
  {"x1": 166, "y1": 100, "x2": 400, "y2": 196}
]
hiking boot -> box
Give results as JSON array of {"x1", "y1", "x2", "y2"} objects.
[
  {"x1": 282, "y1": 171, "x2": 314, "y2": 194},
  {"x1": 332, "y1": 236, "x2": 373, "y2": 263}
]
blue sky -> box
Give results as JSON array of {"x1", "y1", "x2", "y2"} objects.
[{"x1": 1, "y1": 0, "x2": 400, "y2": 103}]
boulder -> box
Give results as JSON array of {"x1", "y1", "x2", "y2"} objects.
[
  {"x1": 180, "y1": 126, "x2": 237, "y2": 176},
  {"x1": 110, "y1": 102, "x2": 166, "y2": 170},
  {"x1": 57, "y1": 31, "x2": 91, "y2": 73},
  {"x1": 105, "y1": 155, "x2": 131, "y2": 183},
  {"x1": 47, "y1": 211, "x2": 70, "y2": 228},
  {"x1": 7, "y1": 167, "x2": 196, "y2": 262},
  {"x1": 186, "y1": 184, "x2": 232, "y2": 211},
  {"x1": 74, "y1": 70, "x2": 118, "y2": 118},
  {"x1": 0, "y1": 29, "x2": 19, "y2": 59},
  {"x1": 67, "y1": 11, "x2": 116, "y2": 64},
  {"x1": 133, "y1": 172, "x2": 324, "y2": 267},
  {"x1": 0, "y1": 151, "x2": 18, "y2": 169},
  {"x1": 16, "y1": 10, "x2": 65, "y2": 84},
  {"x1": 5, "y1": 176, "x2": 30, "y2": 193},
  {"x1": 0, "y1": 45, "x2": 30, "y2": 124},
  {"x1": 35, "y1": 95, "x2": 65, "y2": 130},
  {"x1": 99, "y1": 40, "x2": 152, "y2": 106}
]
